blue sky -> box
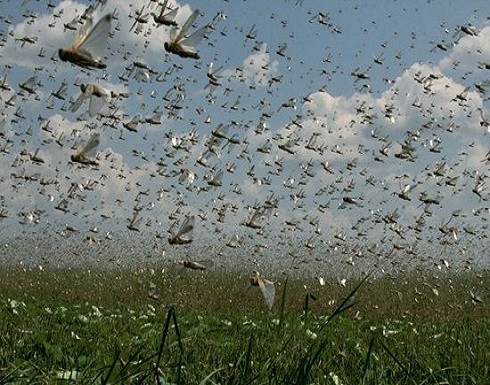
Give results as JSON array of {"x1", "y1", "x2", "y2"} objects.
[{"x1": 0, "y1": 0, "x2": 489, "y2": 274}]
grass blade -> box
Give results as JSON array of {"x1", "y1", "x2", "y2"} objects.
[
  {"x1": 154, "y1": 306, "x2": 184, "y2": 385},
  {"x1": 378, "y1": 338, "x2": 411, "y2": 378},
  {"x1": 278, "y1": 275, "x2": 289, "y2": 328},
  {"x1": 99, "y1": 347, "x2": 120, "y2": 385},
  {"x1": 361, "y1": 337, "x2": 375, "y2": 383},
  {"x1": 155, "y1": 306, "x2": 175, "y2": 384},
  {"x1": 320, "y1": 271, "x2": 372, "y2": 331},
  {"x1": 199, "y1": 367, "x2": 223, "y2": 385},
  {"x1": 289, "y1": 338, "x2": 329, "y2": 385}
]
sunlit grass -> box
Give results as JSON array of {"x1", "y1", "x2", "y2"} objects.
[{"x1": 0, "y1": 265, "x2": 489, "y2": 383}]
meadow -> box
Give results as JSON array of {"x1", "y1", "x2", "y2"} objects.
[{"x1": 1, "y1": 265, "x2": 489, "y2": 384}]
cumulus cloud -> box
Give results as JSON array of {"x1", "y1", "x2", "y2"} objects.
[
  {"x1": 439, "y1": 25, "x2": 490, "y2": 73},
  {"x1": 223, "y1": 43, "x2": 280, "y2": 87}
]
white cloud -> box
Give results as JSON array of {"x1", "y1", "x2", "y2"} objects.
[
  {"x1": 439, "y1": 25, "x2": 490, "y2": 73},
  {"x1": 223, "y1": 43, "x2": 280, "y2": 87}
]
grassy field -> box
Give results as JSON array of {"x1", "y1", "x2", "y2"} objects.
[{"x1": 1, "y1": 265, "x2": 489, "y2": 384}]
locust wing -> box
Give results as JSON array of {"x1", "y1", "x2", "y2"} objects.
[
  {"x1": 174, "y1": 9, "x2": 199, "y2": 43},
  {"x1": 258, "y1": 277, "x2": 275, "y2": 310},
  {"x1": 168, "y1": 215, "x2": 195, "y2": 244},
  {"x1": 179, "y1": 24, "x2": 209, "y2": 54},
  {"x1": 71, "y1": 132, "x2": 100, "y2": 165},
  {"x1": 75, "y1": 14, "x2": 112, "y2": 60}
]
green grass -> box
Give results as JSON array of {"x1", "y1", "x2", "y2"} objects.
[{"x1": 0, "y1": 266, "x2": 489, "y2": 384}]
